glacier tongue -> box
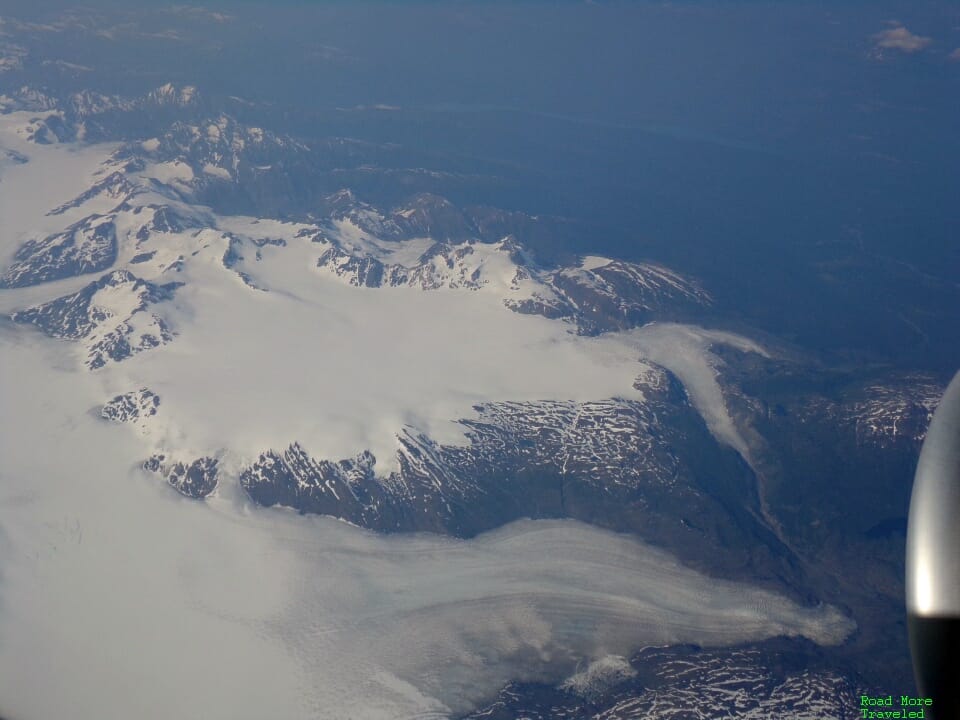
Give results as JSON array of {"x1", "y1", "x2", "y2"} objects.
[{"x1": 0, "y1": 329, "x2": 854, "y2": 719}]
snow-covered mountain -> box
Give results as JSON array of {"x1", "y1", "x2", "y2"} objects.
[
  {"x1": 0, "y1": 84, "x2": 917, "y2": 719},
  {"x1": 314, "y1": 232, "x2": 710, "y2": 334},
  {"x1": 101, "y1": 387, "x2": 160, "y2": 424},
  {"x1": 11, "y1": 269, "x2": 179, "y2": 368},
  {"x1": 0, "y1": 104, "x2": 799, "y2": 583},
  {"x1": 143, "y1": 453, "x2": 219, "y2": 499},
  {"x1": 0, "y1": 102, "x2": 929, "y2": 579},
  {"x1": 2, "y1": 212, "x2": 118, "y2": 287},
  {"x1": 0, "y1": 82, "x2": 202, "y2": 143}
]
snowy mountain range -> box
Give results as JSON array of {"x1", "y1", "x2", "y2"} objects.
[
  {"x1": 0, "y1": 107, "x2": 751, "y2": 557},
  {"x1": 0, "y1": 77, "x2": 938, "y2": 718}
]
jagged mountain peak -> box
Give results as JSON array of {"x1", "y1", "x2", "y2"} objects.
[
  {"x1": 315, "y1": 233, "x2": 534, "y2": 292},
  {"x1": 325, "y1": 187, "x2": 360, "y2": 208},
  {"x1": 64, "y1": 84, "x2": 199, "y2": 119},
  {"x1": 391, "y1": 192, "x2": 474, "y2": 240},
  {"x1": 0, "y1": 85, "x2": 59, "y2": 112},
  {"x1": 146, "y1": 82, "x2": 200, "y2": 108},
  {"x1": 67, "y1": 89, "x2": 131, "y2": 118}
]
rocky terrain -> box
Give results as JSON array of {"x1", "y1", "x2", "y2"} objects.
[
  {"x1": 143, "y1": 454, "x2": 219, "y2": 499},
  {"x1": 239, "y1": 379, "x2": 792, "y2": 587},
  {"x1": 463, "y1": 638, "x2": 864, "y2": 720},
  {"x1": 1, "y1": 213, "x2": 117, "y2": 287},
  {"x1": 11, "y1": 270, "x2": 180, "y2": 369},
  {"x1": 100, "y1": 388, "x2": 160, "y2": 423}
]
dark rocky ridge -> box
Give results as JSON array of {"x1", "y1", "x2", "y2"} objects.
[
  {"x1": 11, "y1": 270, "x2": 181, "y2": 368},
  {"x1": 240, "y1": 369, "x2": 802, "y2": 592},
  {"x1": 514, "y1": 259, "x2": 712, "y2": 335},
  {"x1": 48, "y1": 171, "x2": 138, "y2": 216},
  {"x1": 0, "y1": 214, "x2": 117, "y2": 288},
  {"x1": 101, "y1": 388, "x2": 160, "y2": 423},
  {"x1": 133, "y1": 204, "x2": 210, "y2": 241},
  {"x1": 144, "y1": 454, "x2": 219, "y2": 499},
  {"x1": 315, "y1": 234, "x2": 711, "y2": 335}
]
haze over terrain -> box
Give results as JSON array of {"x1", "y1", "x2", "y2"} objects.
[{"x1": 0, "y1": 2, "x2": 956, "y2": 718}]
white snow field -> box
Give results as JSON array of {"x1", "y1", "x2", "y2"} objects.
[{"x1": 0, "y1": 114, "x2": 855, "y2": 719}]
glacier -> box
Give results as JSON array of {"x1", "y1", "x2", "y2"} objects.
[{"x1": 0, "y1": 106, "x2": 857, "y2": 720}]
